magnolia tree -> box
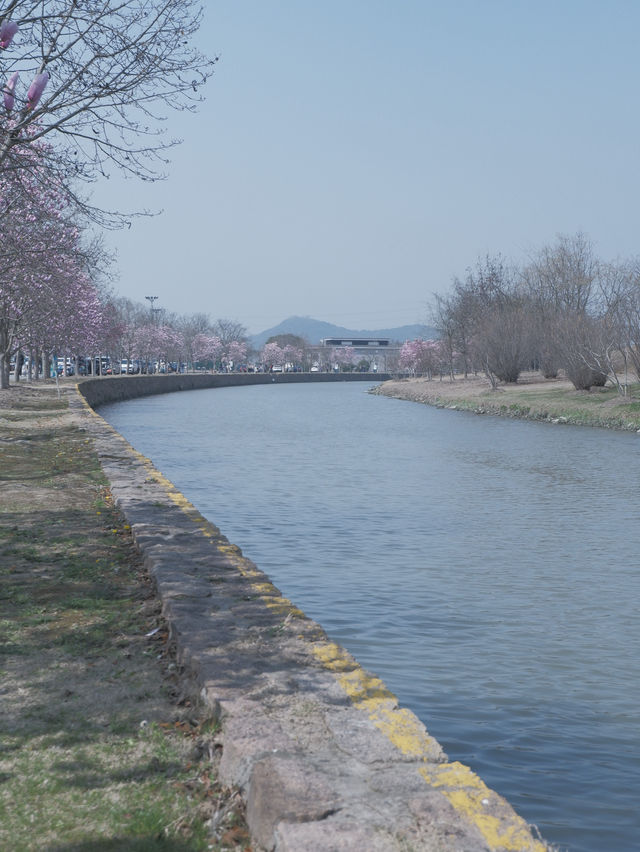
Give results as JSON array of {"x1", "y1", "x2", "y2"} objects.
[
  {"x1": 0, "y1": 1, "x2": 215, "y2": 223},
  {"x1": 284, "y1": 344, "x2": 303, "y2": 368},
  {"x1": 399, "y1": 339, "x2": 445, "y2": 378},
  {"x1": 0, "y1": 148, "x2": 104, "y2": 387},
  {"x1": 331, "y1": 346, "x2": 356, "y2": 371},
  {"x1": 71, "y1": 303, "x2": 254, "y2": 375},
  {"x1": 179, "y1": 313, "x2": 214, "y2": 369},
  {"x1": 192, "y1": 333, "x2": 223, "y2": 371},
  {"x1": 223, "y1": 339, "x2": 247, "y2": 371},
  {"x1": 155, "y1": 324, "x2": 182, "y2": 369},
  {"x1": 261, "y1": 341, "x2": 284, "y2": 371},
  {"x1": 131, "y1": 322, "x2": 182, "y2": 372},
  {"x1": 261, "y1": 342, "x2": 303, "y2": 371},
  {"x1": 98, "y1": 296, "x2": 147, "y2": 370}
]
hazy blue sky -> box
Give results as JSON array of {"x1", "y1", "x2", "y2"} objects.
[{"x1": 95, "y1": 1, "x2": 640, "y2": 334}]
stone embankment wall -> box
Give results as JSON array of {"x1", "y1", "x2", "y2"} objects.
[
  {"x1": 76, "y1": 377, "x2": 549, "y2": 852},
  {"x1": 79, "y1": 371, "x2": 390, "y2": 408}
]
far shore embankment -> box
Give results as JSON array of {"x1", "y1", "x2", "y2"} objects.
[
  {"x1": 69, "y1": 373, "x2": 550, "y2": 850},
  {"x1": 79, "y1": 369, "x2": 390, "y2": 408},
  {"x1": 372, "y1": 372, "x2": 640, "y2": 432}
]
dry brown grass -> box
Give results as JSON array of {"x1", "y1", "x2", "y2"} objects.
[
  {"x1": 374, "y1": 372, "x2": 640, "y2": 431},
  {"x1": 0, "y1": 381, "x2": 251, "y2": 852}
]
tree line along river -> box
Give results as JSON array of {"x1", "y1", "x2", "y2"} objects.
[{"x1": 99, "y1": 381, "x2": 640, "y2": 852}]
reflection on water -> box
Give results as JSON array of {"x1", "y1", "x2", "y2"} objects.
[{"x1": 100, "y1": 382, "x2": 640, "y2": 852}]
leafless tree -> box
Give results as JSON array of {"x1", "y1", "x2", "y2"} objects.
[
  {"x1": 615, "y1": 261, "x2": 640, "y2": 381},
  {"x1": 177, "y1": 311, "x2": 212, "y2": 368},
  {"x1": 211, "y1": 318, "x2": 248, "y2": 347},
  {"x1": 523, "y1": 234, "x2": 613, "y2": 390},
  {"x1": 454, "y1": 255, "x2": 534, "y2": 385},
  {"x1": 430, "y1": 234, "x2": 640, "y2": 394},
  {"x1": 431, "y1": 292, "x2": 461, "y2": 379}
]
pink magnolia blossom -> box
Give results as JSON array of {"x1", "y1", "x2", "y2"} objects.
[
  {"x1": 0, "y1": 20, "x2": 18, "y2": 49},
  {"x1": 3, "y1": 71, "x2": 18, "y2": 112},
  {"x1": 0, "y1": 140, "x2": 108, "y2": 387},
  {"x1": 283, "y1": 344, "x2": 303, "y2": 365},
  {"x1": 261, "y1": 342, "x2": 284, "y2": 369},
  {"x1": 27, "y1": 72, "x2": 49, "y2": 110},
  {"x1": 225, "y1": 339, "x2": 247, "y2": 368},
  {"x1": 399, "y1": 339, "x2": 443, "y2": 376},
  {"x1": 192, "y1": 333, "x2": 223, "y2": 365},
  {"x1": 331, "y1": 346, "x2": 356, "y2": 369}
]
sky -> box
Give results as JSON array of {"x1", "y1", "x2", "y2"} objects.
[{"x1": 93, "y1": 1, "x2": 640, "y2": 335}]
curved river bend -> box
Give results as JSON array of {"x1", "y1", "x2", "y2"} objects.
[{"x1": 99, "y1": 382, "x2": 640, "y2": 852}]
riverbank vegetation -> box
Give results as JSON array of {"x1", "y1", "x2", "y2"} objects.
[
  {"x1": 0, "y1": 384, "x2": 251, "y2": 850},
  {"x1": 399, "y1": 233, "x2": 640, "y2": 398},
  {"x1": 374, "y1": 372, "x2": 640, "y2": 432}
]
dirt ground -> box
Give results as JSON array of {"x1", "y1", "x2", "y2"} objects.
[
  {"x1": 373, "y1": 371, "x2": 640, "y2": 431},
  {"x1": 0, "y1": 380, "x2": 251, "y2": 851},
  {"x1": 376, "y1": 372, "x2": 573, "y2": 403}
]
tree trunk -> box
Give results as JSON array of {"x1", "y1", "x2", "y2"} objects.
[
  {"x1": 0, "y1": 354, "x2": 9, "y2": 389},
  {"x1": 14, "y1": 350, "x2": 23, "y2": 382}
]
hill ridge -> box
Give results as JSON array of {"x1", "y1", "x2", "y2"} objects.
[{"x1": 250, "y1": 316, "x2": 437, "y2": 349}]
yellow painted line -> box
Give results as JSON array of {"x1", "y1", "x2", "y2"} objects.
[
  {"x1": 420, "y1": 763, "x2": 547, "y2": 851},
  {"x1": 313, "y1": 638, "x2": 546, "y2": 850},
  {"x1": 79, "y1": 388, "x2": 547, "y2": 851},
  {"x1": 313, "y1": 641, "x2": 438, "y2": 757}
]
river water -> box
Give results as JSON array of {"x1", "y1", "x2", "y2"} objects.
[{"x1": 99, "y1": 381, "x2": 640, "y2": 852}]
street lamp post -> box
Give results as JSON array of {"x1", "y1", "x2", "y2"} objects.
[
  {"x1": 145, "y1": 295, "x2": 158, "y2": 316},
  {"x1": 145, "y1": 296, "x2": 158, "y2": 373}
]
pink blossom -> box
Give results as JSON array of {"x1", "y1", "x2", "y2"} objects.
[
  {"x1": 261, "y1": 342, "x2": 284, "y2": 369},
  {"x1": 27, "y1": 72, "x2": 49, "y2": 110},
  {"x1": 0, "y1": 20, "x2": 18, "y2": 49},
  {"x1": 3, "y1": 71, "x2": 18, "y2": 112}
]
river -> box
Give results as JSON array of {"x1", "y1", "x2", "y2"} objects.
[{"x1": 99, "y1": 381, "x2": 640, "y2": 852}]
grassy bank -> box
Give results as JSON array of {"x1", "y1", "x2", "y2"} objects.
[
  {"x1": 373, "y1": 373, "x2": 640, "y2": 432},
  {"x1": 0, "y1": 383, "x2": 251, "y2": 851}
]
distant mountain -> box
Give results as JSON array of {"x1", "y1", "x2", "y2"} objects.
[{"x1": 250, "y1": 316, "x2": 438, "y2": 349}]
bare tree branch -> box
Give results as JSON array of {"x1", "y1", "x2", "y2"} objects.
[{"x1": 1, "y1": 1, "x2": 216, "y2": 224}]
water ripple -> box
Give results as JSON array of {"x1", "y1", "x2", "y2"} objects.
[{"x1": 100, "y1": 383, "x2": 640, "y2": 852}]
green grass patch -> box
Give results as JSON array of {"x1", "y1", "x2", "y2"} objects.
[
  {"x1": 0, "y1": 386, "x2": 249, "y2": 851},
  {"x1": 469, "y1": 384, "x2": 640, "y2": 430}
]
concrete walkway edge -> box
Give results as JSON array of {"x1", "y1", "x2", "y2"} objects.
[{"x1": 74, "y1": 380, "x2": 549, "y2": 852}]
